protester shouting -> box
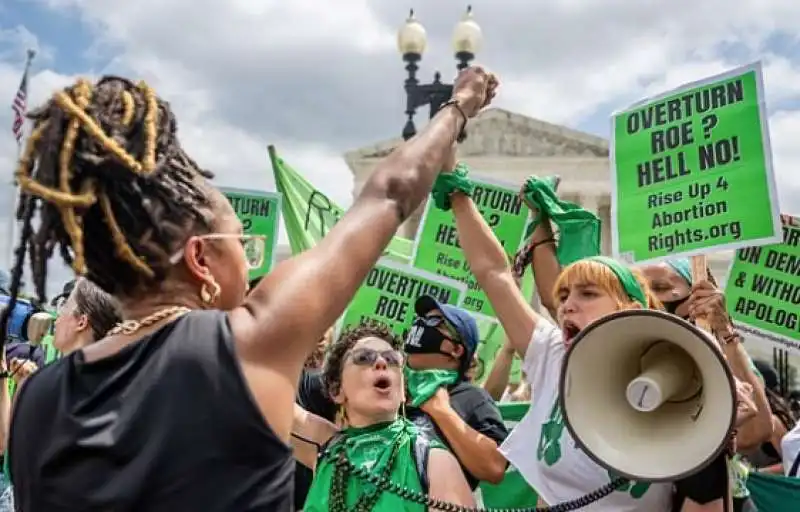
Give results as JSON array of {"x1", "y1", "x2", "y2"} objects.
[
  {"x1": 1, "y1": 68, "x2": 498, "y2": 511},
  {"x1": 291, "y1": 322, "x2": 474, "y2": 510},
  {"x1": 295, "y1": 297, "x2": 509, "y2": 493},
  {"x1": 439, "y1": 166, "x2": 734, "y2": 511}
]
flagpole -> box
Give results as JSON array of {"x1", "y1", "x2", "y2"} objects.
[{"x1": 5, "y1": 49, "x2": 36, "y2": 274}]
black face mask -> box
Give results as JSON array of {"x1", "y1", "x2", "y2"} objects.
[
  {"x1": 663, "y1": 295, "x2": 689, "y2": 317},
  {"x1": 404, "y1": 318, "x2": 449, "y2": 356}
]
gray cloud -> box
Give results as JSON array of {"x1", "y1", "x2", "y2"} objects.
[{"x1": 2, "y1": 0, "x2": 800, "y2": 298}]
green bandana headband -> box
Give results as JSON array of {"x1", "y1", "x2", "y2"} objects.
[
  {"x1": 586, "y1": 256, "x2": 648, "y2": 307},
  {"x1": 666, "y1": 258, "x2": 692, "y2": 285}
]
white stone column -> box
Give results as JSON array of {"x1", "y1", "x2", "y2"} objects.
[{"x1": 579, "y1": 194, "x2": 599, "y2": 216}]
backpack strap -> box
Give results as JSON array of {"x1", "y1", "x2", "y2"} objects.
[{"x1": 411, "y1": 434, "x2": 432, "y2": 494}]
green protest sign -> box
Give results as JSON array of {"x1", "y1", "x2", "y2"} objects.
[
  {"x1": 472, "y1": 318, "x2": 523, "y2": 385},
  {"x1": 611, "y1": 62, "x2": 782, "y2": 264},
  {"x1": 220, "y1": 187, "x2": 281, "y2": 279},
  {"x1": 411, "y1": 176, "x2": 530, "y2": 317},
  {"x1": 724, "y1": 214, "x2": 800, "y2": 354},
  {"x1": 340, "y1": 259, "x2": 467, "y2": 339}
]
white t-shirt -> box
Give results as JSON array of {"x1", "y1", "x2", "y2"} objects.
[
  {"x1": 499, "y1": 320, "x2": 673, "y2": 511},
  {"x1": 781, "y1": 420, "x2": 800, "y2": 477}
]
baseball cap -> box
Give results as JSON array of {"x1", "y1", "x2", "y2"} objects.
[{"x1": 414, "y1": 295, "x2": 479, "y2": 365}]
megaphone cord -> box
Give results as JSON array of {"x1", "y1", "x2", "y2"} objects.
[{"x1": 333, "y1": 451, "x2": 629, "y2": 511}]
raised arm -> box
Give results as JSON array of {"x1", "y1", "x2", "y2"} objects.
[
  {"x1": 450, "y1": 192, "x2": 539, "y2": 358},
  {"x1": 291, "y1": 404, "x2": 338, "y2": 471},
  {"x1": 231, "y1": 67, "x2": 499, "y2": 440}
]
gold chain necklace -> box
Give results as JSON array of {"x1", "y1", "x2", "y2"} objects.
[{"x1": 107, "y1": 305, "x2": 192, "y2": 336}]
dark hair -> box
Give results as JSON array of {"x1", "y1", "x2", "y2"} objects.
[
  {"x1": 71, "y1": 278, "x2": 123, "y2": 341},
  {"x1": 765, "y1": 387, "x2": 795, "y2": 431},
  {"x1": 321, "y1": 321, "x2": 402, "y2": 399},
  {"x1": 0, "y1": 76, "x2": 216, "y2": 350}
]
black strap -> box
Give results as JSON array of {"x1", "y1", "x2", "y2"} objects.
[{"x1": 789, "y1": 449, "x2": 800, "y2": 477}]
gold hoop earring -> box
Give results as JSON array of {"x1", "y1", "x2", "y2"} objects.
[
  {"x1": 337, "y1": 404, "x2": 348, "y2": 427},
  {"x1": 200, "y1": 280, "x2": 221, "y2": 305}
]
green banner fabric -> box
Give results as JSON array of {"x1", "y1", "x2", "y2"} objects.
[
  {"x1": 339, "y1": 259, "x2": 466, "y2": 339},
  {"x1": 268, "y1": 145, "x2": 413, "y2": 262},
  {"x1": 724, "y1": 214, "x2": 800, "y2": 354},
  {"x1": 268, "y1": 145, "x2": 526, "y2": 382},
  {"x1": 219, "y1": 187, "x2": 281, "y2": 279},
  {"x1": 477, "y1": 401, "x2": 538, "y2": 508},
  {"x1": 611, "y1": 62, "x2": 782, "y2": 264},
  {"x1": 412, "y1": 176, "x2": 531, "y2": 317},
  {"x1": 746, "y1": 471, "x2": 800, "y2": 511}
]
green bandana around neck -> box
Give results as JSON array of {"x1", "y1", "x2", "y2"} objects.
[
  {"x1": 403, "y1": 367, "x2": 459, "y2": 408},
  {"x1": 304, "y1": 418, "x2": 441, "y2": 512},
  {"x1": 586, "y1": 256, "x2": 648, "y2": 307}
]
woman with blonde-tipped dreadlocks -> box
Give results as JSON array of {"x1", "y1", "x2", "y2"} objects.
[{"x1": 2, "y1": 70, "x2": 498, "y2": 511}]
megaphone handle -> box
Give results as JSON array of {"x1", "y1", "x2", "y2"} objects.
[{"x1": 690, "y1": 255, "x2": 712, "y2": 332}]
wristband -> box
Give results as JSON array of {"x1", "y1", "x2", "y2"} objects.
[{"x1": 441, "y1": 98, "x2": 468, "y2": 142}]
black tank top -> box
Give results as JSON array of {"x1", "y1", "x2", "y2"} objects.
[{"x1": 8, "y1": 310, "x2": 294, "y2": 511}]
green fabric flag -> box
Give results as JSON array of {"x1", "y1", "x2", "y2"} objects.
[
  {"x1": 518, "y1": 175, "x2": 602, "y2": 268},
  {"x1": 268, "y1": 145, "x2": 413, "y2": 261},
  {"x1": 268, "y1": 145, "x2": 528, "y2": 383},
  {"x1": 304, "y1": 418, "x2": 441, "y2": 511},
  {"x1": 746, "y1": 471, "x2": 800, "y2": 511}
]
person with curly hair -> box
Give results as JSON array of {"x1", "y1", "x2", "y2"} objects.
[
  {"x1": 2, "y1": 67, "x2": 498, "y2": 511},
  {"x1": 292, "y1": 321, "x2": 474, "y2": 511}
]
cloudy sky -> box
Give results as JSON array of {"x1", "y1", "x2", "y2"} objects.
[{"x1": 1, "y1": 0, "x2": 799, "y2": 297}]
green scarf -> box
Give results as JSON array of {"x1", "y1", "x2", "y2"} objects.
[
  {"x1": 586, "y1": 256, "x2": 648, "y2": 307},
  {"x1": 512, "y1": 175, "x2": 601, "y2": 281},
  {"x1": 404, "y1": 367, "x2": 459, "y2": 408},
  {"x1": 520, "y1": 175, "x2": 601, "y2": 266},
  {"x1": 304, "y1": 418, "x2": 440, "y2": 511}
]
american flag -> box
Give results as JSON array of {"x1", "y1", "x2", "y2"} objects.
[{"x1": 11, "y1": 52, "x2": 34, "y2": 144}]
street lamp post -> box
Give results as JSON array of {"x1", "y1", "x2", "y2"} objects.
[{"x1": 397, "y1": 6, "x2": 483, "y2": 140}]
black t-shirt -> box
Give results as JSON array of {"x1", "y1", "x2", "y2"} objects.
[
  {"x1": 294, "y1": 372, "x2": 508, "y2": 492},
  {"x1": 9, "y1": 310, "x2": 294, "y2": 512},
  {"x1": 294, "y1": 370, "x2": 337, "y2": 510}
]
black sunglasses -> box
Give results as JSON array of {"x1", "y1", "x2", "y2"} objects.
[
  {"x1": 349, "y1": 348, "x2": 403, "y2": 368},
  {"x1": 417, "y1": 315, "x2": 462, "y2": 344}
]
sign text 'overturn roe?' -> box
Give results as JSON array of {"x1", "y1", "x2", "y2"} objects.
[
  {"x1": 725, "y1": 215, "x2": 800, "y2": 353},
  {"x1": 612, "y1": 63, "x2": 781, "y2": 263}
]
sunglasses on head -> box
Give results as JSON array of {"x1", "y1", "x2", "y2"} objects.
[
  {"x1": 419, "y1": 314, "x2": 462, "y2": 344},
  {"x1": 348, "y1": 348, "x2": 403, "y2": 368}
]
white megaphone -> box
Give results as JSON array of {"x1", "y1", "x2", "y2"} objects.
[{"x1": 559, "y1": 309, "x2": 736, "y2": 482}]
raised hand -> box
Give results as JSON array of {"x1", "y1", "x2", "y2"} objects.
[{"x1": 452, "y1": 66, "x2": 499, "y2": 117}]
